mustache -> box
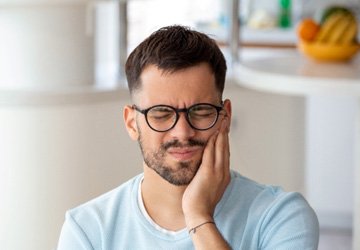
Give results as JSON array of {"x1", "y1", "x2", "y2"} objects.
[{"x1": 163, "y1": 139, "x2": 206, "y2": 150}]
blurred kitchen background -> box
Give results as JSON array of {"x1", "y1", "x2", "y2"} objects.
[{"x1": 0, "y1": 0, "x2": 359, "y2": 249}]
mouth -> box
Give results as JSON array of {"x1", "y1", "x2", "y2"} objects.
[{"x1": 167, "y1": 147, "x2": 201, "y2": 161}]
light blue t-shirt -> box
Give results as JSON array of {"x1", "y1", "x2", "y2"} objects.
[{"x1": 57, "y1": 171, "x2": 319, "y2": 250}]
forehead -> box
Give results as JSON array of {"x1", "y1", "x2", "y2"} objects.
[{"x1": 133, "y1": 63, "x2": 220, "y2": 106}]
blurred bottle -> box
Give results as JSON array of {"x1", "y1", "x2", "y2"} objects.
[{"x1": 278, "y1": 0, "x2": 292, "y2": 28}]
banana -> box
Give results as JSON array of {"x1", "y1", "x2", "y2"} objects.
[
  {"x1": 299, "y1": 6, "x2": 359, "y2": 61},
  {"x1": 339, "y1": 17, "x2": 358, "y2": 44},
  {"x1": 314, "y1": 12, "x2": 346, "y2": 43},
  {"x1": 327, "y1": 15, "x2": 353, "y2": 43}
]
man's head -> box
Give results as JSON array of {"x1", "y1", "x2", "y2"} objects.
[
  {"x1": 124, "y1": 25, "x2": 230, "y2": 186},
  {"x1": 125, "y1": 25, "x2": 227, "y2": 99}
]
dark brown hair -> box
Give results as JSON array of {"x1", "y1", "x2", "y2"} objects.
[{"x1": 125, "y1": 25, "x2": 227, "y2": 96}]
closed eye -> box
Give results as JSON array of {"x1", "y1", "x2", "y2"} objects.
[{"x1": 148, "y1": 108, "x2": 174, "y2": 121}]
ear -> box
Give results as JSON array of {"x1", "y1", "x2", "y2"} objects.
[{"x1": 123, "y1": 105, "x2": 139, "y2": 141}]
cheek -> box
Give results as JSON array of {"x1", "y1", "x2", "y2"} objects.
[
  {"x1": 138, "y1": 125, "x2": 164, "y2": 149},
  {"x1": 147, "y1": 137, "x2": 163, "y2": 150}
]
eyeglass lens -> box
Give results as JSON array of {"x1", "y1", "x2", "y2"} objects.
[{"x1": 146, "y1": 104, "x2": 219, "y2": 131}]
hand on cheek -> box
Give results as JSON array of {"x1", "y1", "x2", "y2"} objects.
[{"x1": 182, "y1": 117, "x2": 231, "y2": 229}]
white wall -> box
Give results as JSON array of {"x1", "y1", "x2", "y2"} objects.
[{"x1": 225, "y1": 84, "x2": 306, "y2": 192}]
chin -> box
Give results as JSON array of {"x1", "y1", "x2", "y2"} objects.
[{"x1": 159, "y1": 160, "x2": 200, "y2": 186}]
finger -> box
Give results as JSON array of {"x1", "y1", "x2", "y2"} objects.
[
  {"x1": 219, "y1": 119, "x2": 231, "y2": 182},
  {"x1": 225, "y1": 117, "x2": 231, "y2": 163},
  {"x1": 200, "y1": 130, "x2": 217, "y2": 171},
  {"x1": 223, "y1": 127, "x2": 230, "y2": 178},
  {"x1": 223, "y1": 117, "x2": 230, "y2": 168},
  {"x1": 214, "y1": 118, "x2": 229, "y2": 171}
]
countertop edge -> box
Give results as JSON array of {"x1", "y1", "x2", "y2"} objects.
[{"x1": 233, "y1": 61, "x2": 360, "y2": 97}]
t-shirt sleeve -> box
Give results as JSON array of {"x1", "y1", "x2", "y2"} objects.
[
  {"x1": 258, "y1": 192, "x2": 319, "y2": 250},
  {"x1": 57, "y1": 212, "x2": 94, "y2": 250}
]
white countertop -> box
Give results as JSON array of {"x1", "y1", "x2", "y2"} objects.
[{"x1": 233, "y1": 49, "x2": 360, "y2": 96}]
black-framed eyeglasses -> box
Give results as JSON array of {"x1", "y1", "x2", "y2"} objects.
[{"x1": 132, "y1": 103, "x2": 223, "y2": 132}]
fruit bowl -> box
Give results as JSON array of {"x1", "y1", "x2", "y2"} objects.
[{"x1": 298, "y1": 41, "x2": 360, "y2": 62}]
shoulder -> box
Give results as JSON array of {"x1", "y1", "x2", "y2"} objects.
[
  {"x1": 226, "y1": 171, "x2": 319, "y2": 249},
  {"x1": 228, "y1": 170, "x2": 315, "y2": 213},
  {"x1": 254, "y1": 188, "x2": 319, "y2": 249},
  {"x1": 58, "y1": 174, "x2": 142, "y2": 249},
  {"x1": 68, "y1": 174, "x2": 142, "y2": 220},
  {"x1": 65, "y1": 174, "x2": 141, "y2": 234}
]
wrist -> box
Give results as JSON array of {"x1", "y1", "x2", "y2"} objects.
[
  {"x1": 188, "y1": 221, "x2": 215, "y2": 234},
  {"x1": 184, "y1": 214, "x2": 214, "y2": 230}
]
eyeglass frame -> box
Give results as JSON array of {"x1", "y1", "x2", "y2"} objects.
[{"x1": 132, "y1": 102, "x2": 224, "y2": 132}]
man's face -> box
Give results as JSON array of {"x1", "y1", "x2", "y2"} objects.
[{"x1": 126, "y1": 63, "x2": 225, "y2": 186}]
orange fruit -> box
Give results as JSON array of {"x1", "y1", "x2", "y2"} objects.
[{"x1": 297, "y1": 18, "x2": 320, "y2": 42}]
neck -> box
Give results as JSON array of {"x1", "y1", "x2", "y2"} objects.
[{"x1": 141, "y1": 163, "x2": 187, "y2": 231}]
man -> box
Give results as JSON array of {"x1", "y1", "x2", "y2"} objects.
[{"x1": 57, "y1": 25, "x2": 319, "y2": 249}]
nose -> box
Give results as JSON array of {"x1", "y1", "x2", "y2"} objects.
[{"x1": 169, "y1": 113, "x2": 195, "y2": 140}]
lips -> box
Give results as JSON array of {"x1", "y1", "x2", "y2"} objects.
[{"x1": 167, "y1": 147, "x2": 200, "y2": 161}]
